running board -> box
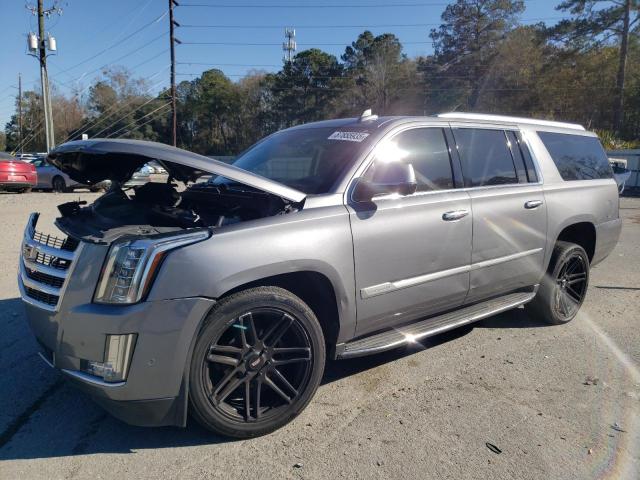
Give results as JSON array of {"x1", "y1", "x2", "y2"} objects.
[{"x1": 337, "y1": 289, "x2": 537, "y2": 359}]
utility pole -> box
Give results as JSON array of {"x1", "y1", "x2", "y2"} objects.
[
  {"x1": 613, "y1": 0, "x2": 632, "y2": 134},
  {"x1": 18, "y1": 74, "x2": 23, "y2": 155},
  {"x1": 169, "y1": 0, "x2": 180, "y2": 147},
  {"x1": 38, "y1": 0, "x2": 55, "y2": 152},
  {"x1": 27, "y1": 1, "x2": 60, "y2": 153}
]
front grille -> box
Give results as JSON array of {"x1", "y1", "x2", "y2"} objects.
[
  {"x1": 24, "y1": 267, "x2": 65, "y2": 288},
  {"x1": 19, "y1": 213, "x2": 80, "y2": 311},
  {"x1": 25, "y1": 286, "x2": 59, "y2": 306},
  {"x1": 32, "y1": 231, "x2": 79, "y2": 251},
  {"x1": 34, "y1": 252, "x2": 72, "y2": 270}
]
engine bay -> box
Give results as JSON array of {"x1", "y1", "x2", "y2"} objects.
[{"x1": 55, "y1": 180, "x2": 298, "y2": 243}]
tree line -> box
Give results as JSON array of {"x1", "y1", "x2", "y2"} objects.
[{"x1": 4, "y1": 0, "x2": 639, "y2": 155}]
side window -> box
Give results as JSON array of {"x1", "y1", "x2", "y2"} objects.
[
  {"x1": 369, "y1": 128, "x2": 454, "y2": 191},
  {"x1": 453, "y1": 128, "x2": 518, "y2": 187},
  {"x1": 537, "y1": 131, "x2": 613, "y2": 181}
]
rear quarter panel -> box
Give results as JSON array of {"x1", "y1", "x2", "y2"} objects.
[{"x1": 524, "y1": 126, "x2": 621, "y2": 271}]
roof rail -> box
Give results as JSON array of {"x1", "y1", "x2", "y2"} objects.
[{"x1": 437, "y1": 112, "x2": 585, "y2": 131}]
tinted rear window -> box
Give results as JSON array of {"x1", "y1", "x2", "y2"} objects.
[
  {"x1": 453, "y1": 128, "x2": 518, "y2": 187},
  {"x1": 538, "y1": 132, "x2": 613, "y2": 181}
]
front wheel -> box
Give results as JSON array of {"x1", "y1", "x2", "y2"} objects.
[
  {"x1": 189, "y1": 287, "x2": 326, "y2": 438},
  {"x1": 529, "y1": 241, "x2": 590, "y2": 325}
]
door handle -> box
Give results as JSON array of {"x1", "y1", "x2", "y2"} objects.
[
  {"x1": 524, "y1": 200, "x2": 543, "y2": 209},
  {"x1": 442, "y1": 209, "x2": 469, "y2": 221}
]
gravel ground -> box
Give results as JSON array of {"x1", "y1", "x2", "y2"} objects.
[{"x1": 0, "y1": 191, "x2": 639, "y2": 480}]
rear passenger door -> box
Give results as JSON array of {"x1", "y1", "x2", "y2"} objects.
[
  {"x1": 450, "y1": 126, "x2": 547, "y2": 303},
  {"x1": 348, "y1": 125, "x2": 472, "y2": 337}
]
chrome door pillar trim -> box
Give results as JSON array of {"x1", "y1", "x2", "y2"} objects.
[{"x1": 360, "y1": 248, "x2": 542, "y2": 299}]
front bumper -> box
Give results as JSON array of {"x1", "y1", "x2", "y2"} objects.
[
  {"x1": 19, "y1": 213, "x2": 216, "y2": 427},
  {"x1": 25, "y1": 297, "x2": 215, "y2": 426}
]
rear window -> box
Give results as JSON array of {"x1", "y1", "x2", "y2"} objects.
[{"x1": 537, "y1": 132, "x2": 613, "y2": 181}]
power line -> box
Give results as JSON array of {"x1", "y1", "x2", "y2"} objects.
[
  {"x1": 181, "y1": 41, "x2": 435, "y2": 45},
  {"x1": 180, "y1": 18, "x2": 564, "y2": 29},
  {"x1": 105, "y1": 101, "x2": 172, "y2": 138},
  {"x1": 180, "y1": 2, "x2": 451, "y2": 7},
  {"x1": 177, "y1": 61, "x2": 282, "y2": 67},
  {"x1": 52, "y1": 9, "x2": 168, "y2": 78},
  {"x1": 92, "y1": 92, "x2": 171, "y2": 139},
  {"x1": 53, "y1": 32, "x2": 169, "y2": 90},
  {"x1": 61, "y1": 68, "x2": 170, "y2": 143},
  {"x1": 116, "y1": 105, "x2": 172, "y2": 138},
  {"x1": 11, "y1": 117, "x2": 45, "y2": 154}
]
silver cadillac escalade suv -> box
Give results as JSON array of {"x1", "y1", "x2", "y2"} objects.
[{"x1": 19, "y1": 112, "x2": 621, "y2": 438}]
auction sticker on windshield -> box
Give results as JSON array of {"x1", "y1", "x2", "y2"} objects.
[{"x1": 328, "y1": 131, "x2": 370, "y2": 142}]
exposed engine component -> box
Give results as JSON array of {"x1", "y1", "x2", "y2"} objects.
[{"x1": 54, "y1": 180, "x2": 296, "y2": 243}]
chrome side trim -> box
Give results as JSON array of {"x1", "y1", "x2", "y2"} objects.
[
  {"x1": 469, "y1": 248, "x2": 543, "y2": 271},
  {"x1": 361, "y1": 248, "x2": 543, "y2": 299},
  {"x1": 37, "y1": 351, "x2": 55, "y2": 368},
  {"x1": 61, "y1": 369, "x2": 126, "y2": 388}
]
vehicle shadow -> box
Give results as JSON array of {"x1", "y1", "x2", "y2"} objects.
[{"x1": 0, "y1": 298, "x2": 536, "y2": 461}]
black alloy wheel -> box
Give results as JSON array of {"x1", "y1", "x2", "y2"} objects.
[
  {"x1": 189, "y1": 287, "x2": 325, "y2": 438},
  {"x1": 529, "y1": 241, "x2": 590, "y2": 325},
  {"x1": 553, "y1": 251, "x2": 588, "y2": 320}
]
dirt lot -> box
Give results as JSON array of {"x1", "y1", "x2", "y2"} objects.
[{"x1": 1, "y1": 191, "x2": 639, "y2": 480}]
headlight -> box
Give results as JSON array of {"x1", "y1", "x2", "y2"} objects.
[{"x1": 94, "y1": 230, "x2": 209, "y2": 304}]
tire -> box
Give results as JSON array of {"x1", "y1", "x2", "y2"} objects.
[
  {"x1": 528, "y1": 241, "x2": 590, "y2": 325},
  {"x1": 189, "y1": 286, "x2": 326, "y2": 438},
  {"x1": 52, "y1": 176, "x2": 66, "y2": 193}
]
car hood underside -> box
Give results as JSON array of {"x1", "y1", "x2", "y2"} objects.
[{"x1": 47, "y1": 138, "x2": 306, "y2": 203}]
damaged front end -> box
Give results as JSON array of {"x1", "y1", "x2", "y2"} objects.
[
  {"x1": 21, "y1": 139, "x2": 306, "y2": 309},
  {"x1": 47, "y1": 138, "x2": 306, "y2": 243},
  {"x1": 18, "y1": 139, "x2": 308, "y2": 426}
]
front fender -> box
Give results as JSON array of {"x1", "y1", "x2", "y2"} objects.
[{"x1": 147, "y1": 206, "x2": 356, "y2": 342}]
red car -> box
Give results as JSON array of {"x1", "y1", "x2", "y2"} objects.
[{"x1": 0, "y1": 152, "x2": 37, "y2": 193}]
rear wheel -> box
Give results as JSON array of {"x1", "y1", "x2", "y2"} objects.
[
  {"x1": 52, "y1": 176, "x2": 66, "y2": 193},
  {"x1": 529, "y1": 241, "x2": 590, "y2": 324},
  {"x1": 189, "y1": 287, "x2": 325, "y2": 438}
]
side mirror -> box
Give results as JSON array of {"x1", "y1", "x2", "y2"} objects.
[{"x1": 353, "y1": 162, "x2": 417, "y2": 202}]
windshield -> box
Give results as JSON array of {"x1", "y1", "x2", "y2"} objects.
[{"x1": 214, "y1": 126, "x2": 373, "y2": 194}]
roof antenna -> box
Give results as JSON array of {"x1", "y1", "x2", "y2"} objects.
[{"x1": 359, "y1": 108, "x2": 378, "y2": 122}]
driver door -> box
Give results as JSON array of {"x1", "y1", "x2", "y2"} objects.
[{"x1": 347, "y1": 125, "x2": 472, "y2": 337}]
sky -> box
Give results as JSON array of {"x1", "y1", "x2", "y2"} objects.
[{"x1": 0, "y1": 0, "x2": 569, "y2": 130}]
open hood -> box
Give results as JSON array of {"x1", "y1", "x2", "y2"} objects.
[{"x1": 47, "y1": 138, "x2": 306, "y2": 203}]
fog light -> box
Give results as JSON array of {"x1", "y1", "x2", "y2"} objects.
[{"x1": 82, "y1": 334, "x2": 137, "y2": 383}]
